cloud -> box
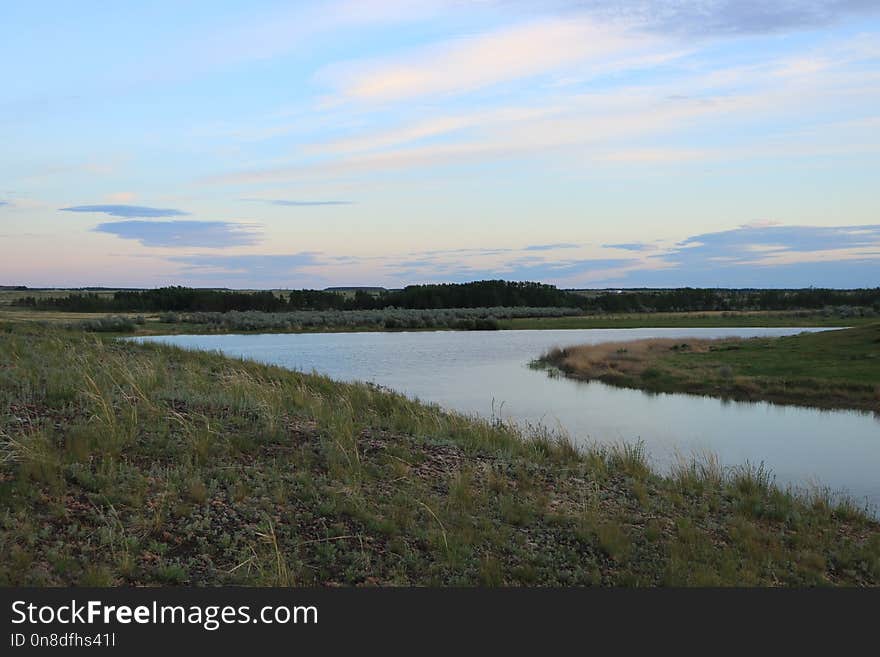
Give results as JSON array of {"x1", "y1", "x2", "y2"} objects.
[
  {"x1": 61, "y1": 205, "x2": 189, "y2": 218},
  {"x1": 203, "y1": 24, "x2": 880, "y2": 187},
  {"x1": 213, "y1": 55, "x2": 878, "y2": 185},
  {"x1": 388, "y1": 256, "x2": 641, "y2": 285},
  {"x1": 0, "y1": 201, "x2": 10, "y2": 207},
  {"x1": 167, "y1": 253, "x2": 323, "y2": 285},
  {"x1": 574, "y1": 0, "x2": 880, "y2": 36},
  {"x1": 84, "y1": 222, "x2": 880, "y2": 288},
  {"x1": 603, "y1": 242, "x2": 659, "y2": 251},
  {"x1": 674, "y1": 224, "x2": 880, "y2": 258},
  {"x1": 388, "y1": 224, "x2": 880, "y2": 288},
  {"x1": 247, "y1": 199, "x2": 353, "y2": 207},
  {"x1": 316, "y1": 2, "x2": 880, "y2": 107},
  {"x1": 413, "y1": 246, "x2": 522, "y2": 256},
  {"x1": 305, "y1": 106, "x2": 564, "y2": 157},
  {"x1": 320, "y1": 16, "x2": 662, "y2": 103},
  {"x1": 604, "y1": 259, "x2": 880, "y2": 289},
  {"x1": 384, "y1": 243, "x2": 643, "y2": 286},
  {"x1": 523, "y1": 243, "x2": 581, "y2": 251},
  {"x1": 203, "y1": 98, "x2": 715, "y2": 184},
  {"x1": 94, "y1": 220, "x2": 262, "y2": 248},
  {"x1": 740, "y1": 219, "x2": 783, "y2": 229},
  {"x1": 596, "y1": 224, "x2": 880, "y2": 287}
]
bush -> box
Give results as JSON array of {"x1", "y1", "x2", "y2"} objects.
[
  {"x1": 71, "y1": 316, "x2": 137, "y2": 333},
  {"x1": 153, "y1": 307, "x2": 577, "y2": 333}
]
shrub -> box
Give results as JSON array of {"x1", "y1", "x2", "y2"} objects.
[
  {"x1": 149, "y1": 307, "x2": 578, "y2": 333},
  {"x1": 72, "y1": 316, "x2": 137, "y2": 333}
]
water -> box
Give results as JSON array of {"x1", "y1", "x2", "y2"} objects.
[{"x1": 134, "y1": 328, "x2": 880, "y2": 511}]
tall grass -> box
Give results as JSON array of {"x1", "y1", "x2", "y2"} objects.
[{"x1": 1, "y1": 325, "x2": 877, "y2": 587}]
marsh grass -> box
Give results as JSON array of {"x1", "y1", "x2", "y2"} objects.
[
  {"x1": 539, "y1": 325, "x2": 880, "y2": 412},
  {"x1": 0, "y1": 323, "x2": 877, "y2": 587},
  {"x1": 503, "y1": 309, "x2": 878, "y2": 331}
]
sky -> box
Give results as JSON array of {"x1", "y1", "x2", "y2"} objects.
[{"x1": 1, "y1": 0, "x2": 879, "y2": 289}]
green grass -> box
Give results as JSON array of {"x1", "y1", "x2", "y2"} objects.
[
  {"x1": 502, "y1": 311, "x2": 876, "y2": 330},
  {"x1": 538, "y1": 324, "x2": 880, "y2": 412},
  {"x1": 2, "y1": 307, "x2": 876, "y2": 337},
  {"x1": 1, "y1": 323, "x2": 878, "y2": 586}
]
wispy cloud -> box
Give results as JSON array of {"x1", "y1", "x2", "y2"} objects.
[
  {"x1": 209, "y1": 43, "x2": 880, "y2": 185},
  {"x1": 320, "y1": 16, "x2": 664, "y2": 103},
  {"x1": 304, "y1": 106, "x2": 559, "y2": 156},
  {"x1": 609, "y1": 0, "x2": 880, "y2": 36},
  {"x1": 61, "y1": 205, "x2": 189, "y2": 218},
  {"x1": 409, "y1": 247, "x2": 515, "y2": 257},
  {"x1": 523, "y1": 243, "x2": 581, "y2": 251},
  {"x1": 94, "y1": 220, "x2": 262, "y2": 248},
  {"x1": 386, "y1": 255, "x2": 642, "y2": 286},
  {"x1": 603, "y1": 242, "x2": 659, "y2": 252},
  {"x1": 167, "y1": 252, "x2": 323, "y2": 285}
]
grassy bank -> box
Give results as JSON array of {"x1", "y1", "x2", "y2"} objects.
[
  {"x1": 1, "y1": 324, "x2": 877, "y2": 586},
  {"x1": 502, "y1": 310, "x2": 877, "y2": 330},
  {"x1": 537, "y1": 324, "x2": 880, "y2": 413},
  {"x1": 1, "y1": 307, "x2": 875, "y2": 336}
]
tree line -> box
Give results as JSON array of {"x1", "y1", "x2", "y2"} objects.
[
  {"x1": 12, "y1": 281, "x2": 880, "y2": 314},
  {"x1": 587, "y1": 287, "x2": 880, "y2": 312}
]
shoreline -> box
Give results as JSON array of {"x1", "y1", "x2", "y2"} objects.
[
  {"x1": 536, "y1": 326, "x2": 880, "y2": 415},
  {"x1": 1, "y1": 307, "x2": 873, "y2": 337}
]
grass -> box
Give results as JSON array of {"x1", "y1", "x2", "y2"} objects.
[
  {"x1": 0, "y1": 289, "x2": 119, "y2": 307},
  {"x1": 502, "y1": 310, "x2": 877, "y2": 330},
  {"x1": 0, "y1": 288, "x2": 292, "y2": 307},
  {"x1": 0, "y1": 310, "x2": 153, "y2": 323},
  {"x1": 1, "y1": 307, "x2": 875, "y2": 338},
  {"x1": 536, "y1": 324, "x2": 880, "y2": 413},
  {"x1": 1, "y1": 322, "x2": 878, "y2": 586},
  {"x1": 0, "y1": 308, "x2": 568, "y2": 336}
]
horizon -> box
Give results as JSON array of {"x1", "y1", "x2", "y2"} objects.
[
  {"x1": 2, "y1": 1, "x2": 879, "y2": 289},
  {"x1": 4, "y1": 280, "x2": 878, "y2": 293}
]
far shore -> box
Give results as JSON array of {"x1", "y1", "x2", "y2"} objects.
[
  {"x1": 0, "y1": 307, "x2": 874, "y2": 337},
  {"x1": 534, "y1": 324, "x2": 880, "y2": 414}
]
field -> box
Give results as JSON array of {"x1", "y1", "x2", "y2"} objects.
[
  {"x1": 0, "y1": 288, "x2": 300, "y2": 303},
  {"x1": 537, "y1": 324, "x2": 880, "y2": 413},
  {"x1": 1, "y1": 323, "x2": 878, "y2": 586},
  {"x1": 1, "y1": 306, "x2": 875, "y2": 336},
  {"x1": 0, "y1": 288, "x2": 120, "y2": 307},
  {"x1": 502, "y1": 310, "x2": 878, "y2": 330},
  {"x1": 0, "y1": 310, "x2": 153, "y2": 323}
]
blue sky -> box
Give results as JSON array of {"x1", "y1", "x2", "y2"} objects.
[{"x1": 1, "y1": 0, "x2": 879, "y2": 288}]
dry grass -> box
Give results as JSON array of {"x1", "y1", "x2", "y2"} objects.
[
  {"x1": 538, "y1": 326, "x2": 880, "y2": 413},
  {"x1": 0, "y1": 309, "x2": 158, "y2": 323},
  {"x1": 546, "y1": 338, "x2": 720, "y2": 378}
]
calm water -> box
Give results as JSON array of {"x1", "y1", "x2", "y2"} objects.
[{"x1": 135, "y1": 328, "x2": 880, "y2": 510}]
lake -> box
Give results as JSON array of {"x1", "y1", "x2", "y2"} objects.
[{"x1": 134, "y1": 327, "x2": 880, "y2": 511}]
